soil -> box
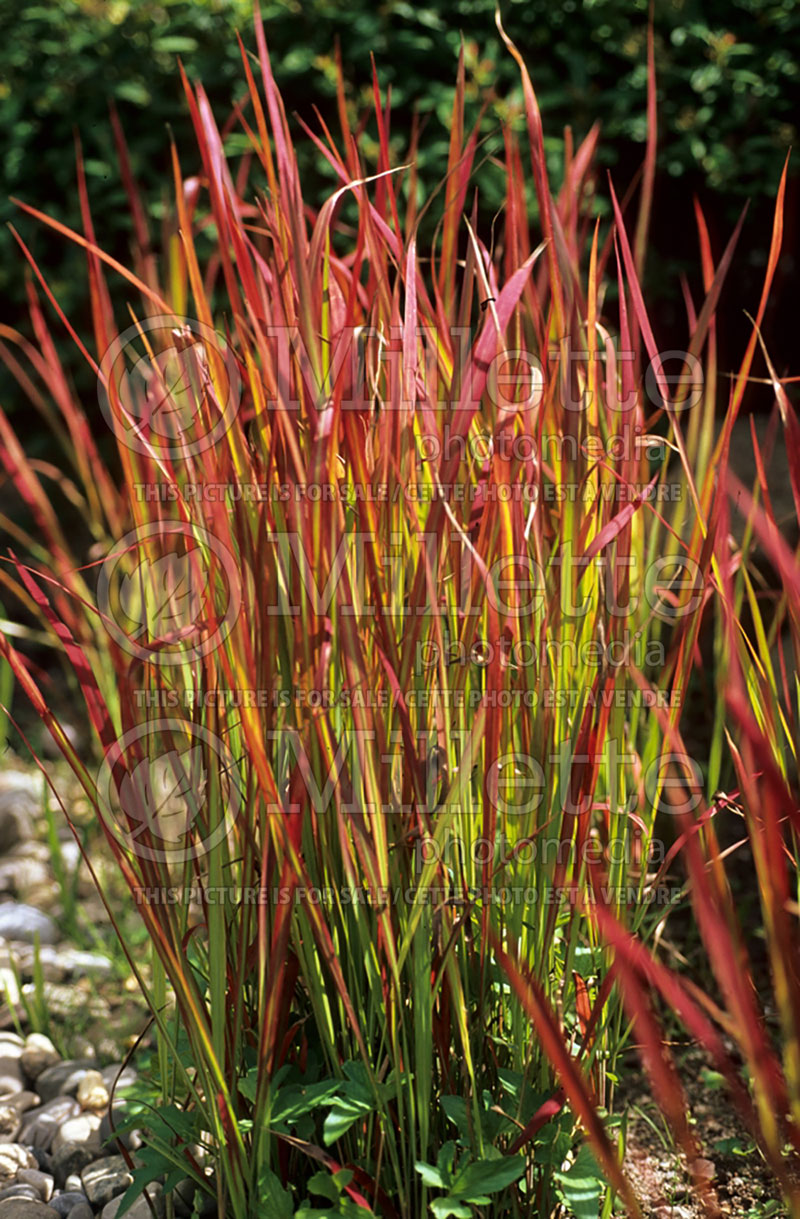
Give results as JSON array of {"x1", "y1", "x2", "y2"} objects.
[{"x1": 618, "y1": 1041, "x2": 789, "y2": 1218}]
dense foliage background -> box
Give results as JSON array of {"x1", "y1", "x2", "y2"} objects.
[{"x1": 2, "y1": 0, "x2": 798, "y2": 440}]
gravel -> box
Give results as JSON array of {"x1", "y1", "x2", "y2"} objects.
[
  {"x1": 36, "y1": 1064, "x2": 96, "y2": 1106},
  {"x1": 80, "y1": 1157, "x2": 133, "y2": 1208},
  {"x1": 0, "y1": 907, "x2": 58, "y2": 947}
]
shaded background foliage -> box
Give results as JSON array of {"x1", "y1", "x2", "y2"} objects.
[{"x1": 1, "y1": 0, "x2": 798, "y2": 453}]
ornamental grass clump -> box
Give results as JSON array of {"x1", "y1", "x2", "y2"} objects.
[{"x1": 0, "y1": 11, "x2": 798, "y2": 1218}]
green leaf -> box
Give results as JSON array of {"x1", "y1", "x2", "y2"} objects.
[
  {"x1": 139, "y1": 1103, "x2": 198, "y2": 1145},
  {"x1": 415, "y1": 1160, "x2": 449, "y2": 1190},
  {"x1": 114, "y1": 1147, "x2": 189, "y2": 1219},
  {"x1": 533, "y1": 1113, "x2": 572, "y2": 1164},
  {"x1": 450, "y1": 1152, "x2": 525, "y2": 1200},
  {"x1": 440, "y1": 1096, "x2": 470, "y2": 1140},
  {"x1": 417, "y1": 1146, "x2": 523, "y2": 1216},
  {"x1": 440, "y1": 1093, "x2": 514, "y2": 1145},
  {"x1": 273, "y1": 1079, "x2": 341, "y2": 1127},
  {"x1": 554, "y1": 1143, "x2": 604, "y2": 1219},
  {"x1": 114, "y1": 81, "x2": 151, "y2": 106},
  {"x1": 430, "y1": 1201, "x2": 472, "y2": 1219},
  {"x1": 713, "y1": 1136, "x2": 755, "y2": 1156},
  {"x1": 496, "y1": 1069, "x2": 524, "y2": 1099},
  {"x1": 307, "y1": 1171, "x2": 341, "y2": 1202},
  {"x1": 322, "y1": 1091, "x2": 374, "y2": 1146},
  {"x1": 153, "y1": 35, "x2": 199, "y2": 54},
  {"x1": 436, "y1": 1142, "x2": 457, "y2": 1180},
  {"x1": 257, "y1": 1167, "x2": 293, "y2": 1218},
  {"x1": 238, "y1": 1072, "x2": 258, "y2": 1104},
  {"x1": 296, "y1": 1189, "x2": 375, "y2": 1219}
]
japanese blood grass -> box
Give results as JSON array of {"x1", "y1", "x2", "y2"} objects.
[{"x1": 0, "y1": 10, "x2": 798, "y2": 1218}]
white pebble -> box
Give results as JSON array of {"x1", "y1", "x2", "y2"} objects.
[
  {"x1": 77, "y1": 1069, "x2": 110, "y2": 1111},
  {"x1": 51, "y1": 1112, "x2": 102, "y2": 1155}
]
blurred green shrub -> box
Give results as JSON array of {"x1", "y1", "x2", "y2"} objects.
[
  {"x1": 0, "y1": 0, "x2": 251, "y2": 324},
  {"x1": 1, "y1": 0, "x2": 797, "y2": 349}
]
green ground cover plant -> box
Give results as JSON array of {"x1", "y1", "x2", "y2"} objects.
[{"x1": 0, "y1": 9, "x2": 798, "y2": 1217}]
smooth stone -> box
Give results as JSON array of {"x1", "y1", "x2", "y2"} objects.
[
  {"x1": 80, "y1": 1157, "x2": 132, "y2": 1208},
  {"x1": 16, "y1": 1170, "x2": 53, "y2": 1202},
  {"x1": 20, "y1": 1098, "x2": 80, "y2": 1151},
  {"x1": 0, "y1": 1105, "x2": 20, "y2": 1144},
  {"x1": 173, "y1": 1177, "x2": 193, "y2": 1215},
  {"x1": 0, "y1": 810, "x2": 23, "y2": 855},
  {"x1": 0, "y1": 1039, "x2": 23, "y2": 1060},
  {"x1": 56, "y1": 951, "x2": 113, "y2": 981},
  {"x1": 0, "y1": 907, "x2": 57, "y2": 947},
  {"x1": 51, "y1": 1142, "x2": 96, "y2": 1190},
  {"x1": 6, "y1": 1092, "x2": 40, "y2": 1115},
  {"x1": 21, "y1": 1035, "x2": 60, "y2": 1082},
  {"x1": 0, "y1": 772, "x2": 40, "y2": 803},
  {"x1": 0, "y1": 1060, "x2": 22, "y2": 1098},
  {"x1": 23, "y1": 1035, "x2": 57, "y2": 1055},
  {"x1": 51, "y1": 1114, "x2": 101, "y2": 1156},
  {"x1": 35, "y1": 1063, "x2": 95, "y2": 1105},
  {"x1": 0, "y1": 860, "x2": 52, "y2": 903},
  {"x1": 0, "y1": 784, "x2": 37, "y2": 852},
  {"x1": 101, "y1": 1182, "x2": 162, "y2": 1218},
  {"x1": 25, "y1": 988, "x2": 107, "y2": 1025},
  {"x1": 0, "y1": 1187, "x2": 40, "y2": 1202},
  {"x1": 99, "y1": 1066, "x2": 137, "y2": 1094},
  {"x1": 75, "y1": 1072, "x2": 108, "y2": 1112},
  {"x1": 30, "y1": 1150, "x2": 52, "y2": 1173},
  {"x1": 63, "y1": 1177, "x2": 82, "y2": 1192},
  {"x1": 66, "y1": 1206, "x2": 93, "y2": 1219},
  {"x1": 0, "y1": 844, "x2": 48, "y2": 868},
  {"x1": 0, "y1": 1204, "x2": 59, "y2": 1218},
  {"x1": 48, "y1": 1195, "x2": 89, "y2": 1218},
  {"x1": 0, "y1": 1144, "x2": 36, "y2": 1181},
  {"x1": 0, "y1": 848, "x2": 51, "y2": 905}
]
